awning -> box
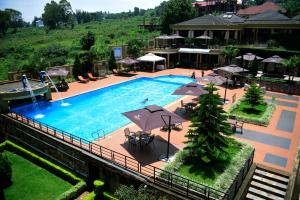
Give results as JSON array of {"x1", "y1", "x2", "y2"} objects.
[{"x1": 178, "y1": 48, "x2": 211, "y2": 54}]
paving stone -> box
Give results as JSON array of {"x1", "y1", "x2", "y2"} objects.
[
  {"x1": 235, "y1": 129, "x2": 291, "y2": 149},
  {"x1": 250, "y1": 181, "x2": 286, "y2": 196},
  {"x1": 264, "y1": 154, "x2": 288, "y2": 168},
  {"x1": 276, "y1": 110, "x2": 296, "y2": 133},
  {"x1": 265, "y1": 92, "x2": 299, "y2": 101},
  {"x1": 255, "y1": 169, "x2": 289, "y2": 183},
  {"x1": 265, "y1": 98, "x2": 298, "y2": 108},
  {"x1": 252, "y1": 175, "x2": 288, "y2": 190}
]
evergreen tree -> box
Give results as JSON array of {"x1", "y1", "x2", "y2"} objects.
[
  {"x1": 185, "y1": 84, "x2": 233, "y2": 163},
  {"x1": 250, "y1": 57, "x2": 258, "y2": 76},
  {"x1": 72, "y1": 55, "x2": 82, "y2": 78},
  {"x1": 244, "y1": 84, "x2": 264, "y2": 107},
  {"x1": 108, "y1": 50, "x2": 117, "y2": 71}
]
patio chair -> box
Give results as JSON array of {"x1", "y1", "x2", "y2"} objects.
[
  {"x1": 235, "y1": 120, "x2": 245, "y2": 134},
  {"x1": 143, "y1": 135, "x2": 155, "y2": 146},
  {"x1": 87, "y1": 73, "x2": 97, "y2": 81},
  {"x1": 78, "y1": 76, "x2": 89, "y2": 83},
  {"x1": 124, "y1": 128, "x2": 136, "y2": 142}
]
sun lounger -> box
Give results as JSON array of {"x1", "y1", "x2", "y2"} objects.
[
  {"x1": 78, "y1": 76, "x2": 89, "y2": 83},
  {"x1": 87, "y1": 73, "x2": 97, "y2": 81}
]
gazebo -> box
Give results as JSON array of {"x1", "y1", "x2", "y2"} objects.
[
  {"x1": 137, "y1": 53, "x2": 166, "y2": 72},
  {"x1": 261, "y1": 55, "x2": 284, "y2": 76}
]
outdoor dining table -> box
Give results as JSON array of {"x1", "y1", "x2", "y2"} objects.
[
  {"x1": 185, "y1": 102, "x2": 197, "y2": 110},
  {"x1": 131, "y1": 131, "x2": 151, "y2": 148}
]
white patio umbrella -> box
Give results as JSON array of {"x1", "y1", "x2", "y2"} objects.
[{"x1": 137, "y1": 53, "x2": 166, "y2": 72}]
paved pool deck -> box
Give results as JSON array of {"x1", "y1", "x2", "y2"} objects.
[{"x1": 50, "y1": 68, "x2": 300, "y2": 173}]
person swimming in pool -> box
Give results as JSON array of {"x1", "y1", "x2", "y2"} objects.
[{"x1": 142, "y1": 98, "x2": 149, "y2": 103}]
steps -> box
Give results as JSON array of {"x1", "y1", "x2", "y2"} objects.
[{"x1": 245, "y1": 166, "x2": 289, "y2": 200}]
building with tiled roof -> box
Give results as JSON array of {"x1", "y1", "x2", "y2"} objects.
[{"x1": 237, "y1": 2, "x2": 285, "y2": 17}]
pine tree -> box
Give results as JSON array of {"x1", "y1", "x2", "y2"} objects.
[
  {"x1": 185, "y1": 84, "x2": 233, "y2": 163},
  {"x1": 108, "y1": 50, "x2": 117, "y2": 71},
  {"x1": 72, "y1": 54, "x2": 82, "y2": 78},
  {"x1": 244, "y1": 84, "x2": 264, "y2": 107}
]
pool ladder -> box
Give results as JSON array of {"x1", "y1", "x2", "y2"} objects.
[{"x1": 91, "y1": 129, "x2": 106, "y2": 140}]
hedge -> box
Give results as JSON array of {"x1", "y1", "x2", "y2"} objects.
[
  {"x1": 1, "y1": 140, "x2": 86, "y2": 200},
  {"x1": 228, "y1": 99, "x2": 276, "y2": 126},
  {"x1": 83, "y1": 191, "x2": 117, "y2": 200}
]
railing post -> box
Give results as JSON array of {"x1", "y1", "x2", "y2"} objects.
[
  {"x1": 154, "y1": 167, "x2": 156, "y2": 183},
  {"x1": 186, "y1": 180, "x2": 189, "y2": 196},
  {"x1": 125, "y1": 156, "x2": 127, "y2": 168},
  {"x1": 99, "y1": 146, "x2": 102, "y2": 157},
  {"x1": 80, "y1": 138, "x2": 82, "y2": 148}
]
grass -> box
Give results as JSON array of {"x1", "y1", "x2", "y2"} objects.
[
  {"x1": 230, "y1": 101, "x2": 267, "y2": 119},
  {"x1": 177, "y1": 139, "x2": 241, "y2": 186},
  {"x1": 4, "y1": 151, "x2": 72, "y2": 200},
  {"x1": 0, "y1": 16, "x2": 160, "y2": 81}
]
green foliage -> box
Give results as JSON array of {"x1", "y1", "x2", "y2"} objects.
[
  {"x1": 161, "y1": 0, "x2": 196, "y2": 34},
  {"x1": 221, "y1": 45, "x2": 239, "y2": 64},
  {"x1": 94, "y1": 180, "x2": 105, "y2": 199},
  {"x1": 282, "y1": 0, "x2": 300, "y2": 17},
  {"x1": 282, "y1": 55, "x2": 300, "y2": 82},
  {"x1": 0, "y1": 17, "x2": 159, "y2": 80},
  {"x1": 42, "y1": 1, "x2": 63, "y2": 29},
  {"x1": 185, "y1": 84, "x2": 233, "y2": 163},
  {"x1": 244, "y1": 84, "x2": 264, "y2": 107},
  {"x1": 36, "y1": 44, "x2": 69, "y2": 67},
  {"x1": 228, "y1": 98, "x2": 276, "y2": 126},
  {"x1": 1, "y1": 141, "x2": 86, "y2": 200},
  {"x1": 72, "y1": 54, "x2": 82, "y2": 78},
  {"x1": 127, "y1": 39, "x2": 143, "y2": 57},
  {"x1": 108, "y1": 50, "x2": 117, "y2": 71},
  {"x1": 0, "y1": 152, "x2": 12, "y2": 189},
  {"x1": 0, "y1": 10, "x2": 10, "y2": 36},
  {"x1": 80, "y1": 31, "x2": 95, "y2": 50},
  {"x1": 115, "y1": 185, "x2": 164, "y2": 200}
]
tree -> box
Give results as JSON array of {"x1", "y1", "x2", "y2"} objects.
[
  {"x1": 42, "y1": 1, "x2": 62, "y2": 29},
  {"x1": 282, "y1": 55, "x2": 300, "y2": 82},
  {"x1": 185, "y1": 84, "x2": 233, "y2": 163},
  {"x1": 80, "y1": 31, "x2": 95, "y2": 50},
  {"x1": 5, "y1": 9, "x2": 23, "y2": 29},
  {"x1": 127, "y1": 39, "x2": 143, "y2": 57},
  {"x1": 244, "y1": 84, "x2": 264, "y2": 107},
  {"x1": 221, "y1": 45, "x2": 239, "y2": 64},
  {"x1": 282, "y1": 0, "x2": 300, "y2": 17},
  {"x1": 161, "y1": 0, "x2": 196, "y2": 34},
  {"x1": 72, "y1": 55, "x2": 82, "y2": 78},
  {"x1": 115, "y1": 185, "x2": 164, "y2": 200},
  {"x1": 133, "y1": 7, "x2": 140, "y2": 16},
  {"x1": 0, "y1": 10, "x2": 10, "y2": 36},
  {"x1": 108, "y1": 50, "x2": 117, "y2": 71},
  {"x1": 59, "y1": 0, "x2": 74, "y2": 26}
]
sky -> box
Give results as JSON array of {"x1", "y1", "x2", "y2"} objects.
[{"x1": 0, "y1": 0, "x2": 166, "y2": 22}]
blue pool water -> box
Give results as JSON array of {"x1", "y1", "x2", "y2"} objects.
[{"x1": 12, "y1": 75, "x2": 195, "y2": 141}]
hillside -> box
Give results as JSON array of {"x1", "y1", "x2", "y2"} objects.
[{"x1": 0, "y1": 16, "x2": 160, "y2": 81}]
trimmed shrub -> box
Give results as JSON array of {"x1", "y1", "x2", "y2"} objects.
[
  {"x1": 103, "y1": 192, "x2": 118, "y2": 200},
  {"x1": 57, "y1": 181, "x2": 87, "y2": 200},
  {"x1": 0, "y1": 152, "x2": 12, "y2": 189},
  {"x1": 94, "y1": 179, "x2": 105, "y2": 199}
]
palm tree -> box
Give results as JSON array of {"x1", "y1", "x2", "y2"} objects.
[
  {"x1": 282, "y1": 55, "x2": 300, "y2": 82},
  {"x1": 221, "y1": 45, "x2": 239, "y2": 65}
]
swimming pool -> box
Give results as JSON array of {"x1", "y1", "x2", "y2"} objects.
[{"x1": 12, "y1": 75, "x2": 195, "y2": 141}]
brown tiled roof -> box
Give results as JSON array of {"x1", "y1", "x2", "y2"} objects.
[{"x1": 237, "y1": 2, "x2": 285, "y2": 16}]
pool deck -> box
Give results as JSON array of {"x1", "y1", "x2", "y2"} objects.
[{"x1": 50, "y1": 68, "x2": 300, "y2": 173}]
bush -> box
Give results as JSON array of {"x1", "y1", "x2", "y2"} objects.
[
  {"x1": 115, "y1": 185, "x2": 164, "y2": 200},
  {"x1": 0, "y1": 152, "x2": 12, "y2": 189},
  {"x1": 80, "y1": 31, "x2": 95, "y2": 51},
  {"x1": 72, "y1": 54, "x2": 82, "y2": 78},
  {"x1": 108, "y1": 50, "x2": 117, "y2": 71},
  {"x1": 94, "y1": 180, "x2": 105, "y2": 199}
]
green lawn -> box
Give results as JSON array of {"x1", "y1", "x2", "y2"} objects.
[
  {"x1": 177, "y1": 139, "x2": 241, "y2": 186},
  {"x1": 4, "y1": 151, "x2": 72, "y2": 200},
  {"x1": 230, "y1": 101, "x2": 267, "y2": 119}
]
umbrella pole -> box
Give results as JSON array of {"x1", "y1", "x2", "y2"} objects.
[
  {"x1": 224, "y1": 77, "x2": 228, "y2": 103},
  {"x1": 166, "y1": 115, "x2": 171, "y2": 160}
]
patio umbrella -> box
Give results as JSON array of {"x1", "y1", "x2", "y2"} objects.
[
  {"x1": 123, "y1": 105, "x2": 186, "y2": 161},
  {"x1": 46, "y1": 67, "x2": 69, "y2": 77},
  {"x1": 116, "y1": 57, "x2": 139, "y2": 65},
  {"x1": 197, "y1": 73, "x2": 227, "y2": 85},
  {"x1": 172, "y1": 82, "x2": 208, "y2": 96},
  {"x1": 262, "y1": 55, "x2": 283, "y2": 64},
  {"x1": 196, "y1": 35, "x2": 212, "y2": 40},
  {"x1": 197, "y1": 73, "x2": 228, "y2": 103},
  {"x1": 215, "y1": 64, "x2": 248, "y2": 74},
  {"x1": 236, "y1": 53, "x2": 263, "y2": 61}
]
